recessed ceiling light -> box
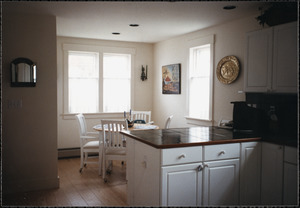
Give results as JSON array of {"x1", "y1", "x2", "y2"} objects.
[
  {"x1": 129, "y1": 24, "x2": 139, "y2": 27},
  {"x1": 112, "y1": 32, "x2": 120, "y2": 35},
  {"x1": 223, "y1": 5, "x2": 236, "y2": 10}
]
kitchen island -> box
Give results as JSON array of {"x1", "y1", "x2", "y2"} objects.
[{"x1": 121, "y1": 126, "x2": 262, "y2": 206}]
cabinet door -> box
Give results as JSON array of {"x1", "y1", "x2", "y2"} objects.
[
  {"x1": 203, "y1": 159, "x2": 240, "y2": 206},
  {"x1": 161, "y1": 163, "x2": 202, "y2": 206},
  {"x1": 283, "y1": 146, "x2": 297, "y2": 205},
  {"x1": 261, "y1": 142, "x2": 283, "y2": 205},
  {"x1": 244, "y1": 28, "x2": 273, "y2": 92},
  {"x1": 240, "y1": 142, "x2": 261, "y2": 205},
  {"x1": 283, "y1": 163, "x2": 297, "y2": 205},
  {"x1": 272, "y1": 22, "x2": 297, "y2": 93}
]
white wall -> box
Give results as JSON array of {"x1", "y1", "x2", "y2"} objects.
[
  {"x1": 57, "y1": 37, "x2": 153, "y2": 149},
  {"x1": 153, "y1": 14, "x2": 262, "y2": 128},
  {"x1": 2, "y1": 13, "x2": 59, "y2": 193}
]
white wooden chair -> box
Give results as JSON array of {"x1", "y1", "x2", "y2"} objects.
[
  {"x1": 75, "y1": 114, "x2": 102, "y2": 175},
  {"x1": 101, "y1": 119, "x2": 128, "y2": 182},
  {"x1": 131, "y1": 111, "x2": 153, "y2": 124},
  {"x1": 164, "y1": 115, "x2": 173, "y2": 129}
]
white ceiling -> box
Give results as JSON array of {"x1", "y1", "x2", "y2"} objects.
[{"x1": 3, "y1": 1, "x2": 268, "y2": 43}]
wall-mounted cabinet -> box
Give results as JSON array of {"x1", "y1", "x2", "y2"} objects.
[{"x1": 244, "y1": 22, "x2": 297, "y2": 93}]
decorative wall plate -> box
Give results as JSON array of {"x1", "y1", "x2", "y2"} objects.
[{"x1": 216, "y1": 56, "x2": 240, "y2": 84}]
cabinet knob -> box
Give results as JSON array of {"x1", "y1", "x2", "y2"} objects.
[
  {"x1": 204, "y1": 163, "x2": 209, "y2": 168},
  {"x1": 197, "y1": 164, "x2": 204, "y2": 171},
  {"x1": 178, "y1": 154, "x2": 186, "y2": 159}
]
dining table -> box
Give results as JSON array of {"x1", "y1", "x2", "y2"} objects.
[{"x1": 93, "y1": 123, "x2": 159, "y2": 132}]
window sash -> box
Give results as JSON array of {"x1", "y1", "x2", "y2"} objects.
[
  {"x1": 68, "y1": 51, "x2": 99, "y2": 113},
  {"x1": 188, "y1": 44, "x2": 212, "y2": 120},
  {"x1": 103, "y1": 53, "x2": 131, "y2": 112}
]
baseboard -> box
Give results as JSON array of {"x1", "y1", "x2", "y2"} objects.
[
  {"x1": 3, "y1": 176, "x2": 60, "y2": 194},
  {"x1": 58, "y1": 148, "x2": 80, "y2": 158}
]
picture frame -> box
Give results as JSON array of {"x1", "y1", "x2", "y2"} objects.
[{"x1": 162, "y1": 63, "x2": 181, "y2": 94}]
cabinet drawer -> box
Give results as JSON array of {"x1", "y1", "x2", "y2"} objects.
[
  {"x1": 162, "y1": 146, "x2": 202, "y2": 166},
  {"x1": 284, "y1": 146, "x2": 297, "y2": 164},
  {"x1": 204, "y1": 143, "x2": 240, "y2": 161}
]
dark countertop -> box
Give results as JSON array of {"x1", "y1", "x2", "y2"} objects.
[
  {"x1": 120, "y1": 126, "x2": 262, "y2": 149},
  {"x1": 262, "y1": 134, "x2": 298, "y2": 147}
]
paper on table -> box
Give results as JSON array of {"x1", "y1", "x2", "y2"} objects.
[{"x1": 134, "y1": 125, "x2": 157, "y2": 130}]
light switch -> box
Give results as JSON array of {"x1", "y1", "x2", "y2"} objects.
[{"x1": 8, "y1": 99, "x2": 22, "y2": 109}]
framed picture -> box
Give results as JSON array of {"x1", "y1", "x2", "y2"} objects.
[{"x1": 162, "y1": 63, "x2": 181, "y2": 94}]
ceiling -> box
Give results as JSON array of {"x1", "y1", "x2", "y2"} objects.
[{"x1": 3, "y1": 1, "x2": 268, "y2": 43}]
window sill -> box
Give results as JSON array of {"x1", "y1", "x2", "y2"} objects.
[
  {"x1": 185, "y1": 116, "x2": 213, "y2": 126},
  {"x1": 61, "y1": 112, "x2": 125, "y2": 120}
]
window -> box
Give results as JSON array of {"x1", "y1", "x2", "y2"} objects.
[
  {"x1": 188, "y1": 36, "x2": 214, "y2": 121},
  {"x1": 103, "y1": 53, "x2": 131, "y2": 112},
  {"x1": 68, "y1": 51, "x2": 99, "y2": 113},
  {"x1": 64, "y1": 44, "x2": 134, "y2": 114}
]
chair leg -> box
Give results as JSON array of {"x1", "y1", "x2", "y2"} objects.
[
  {"x1": 102, "y1": 155, "x2": 106, "y2": 180},
  {"x1": 98, "y1": 148, "x2": 103, "y2": 176},
  {"x1": 80, "y1": 148, "x2": 84, "y2": 173}
]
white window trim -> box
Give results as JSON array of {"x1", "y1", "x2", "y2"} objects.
[
  {"x1": 62, "y1": 43, "x2": 136, "y2": 117},
  {"x1": 185, "y1": 34, "x2": 215, "y2": 125}
]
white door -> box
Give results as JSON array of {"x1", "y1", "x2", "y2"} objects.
[
  {"x1": 202, "y1": 159, "x2": 240, "y2": 206},
  {"x1": 161, "y1": 163, "x2": 202, "y2": 206},
  {"x1": 244, "y1": 28, "x2": 273, "y2": 92},
  {"x1": 272, "y1": 22, "x2": 297, "y2": 93},
  {"x1": 261, "y1": 142, "x2": 283, "y2": 205}
]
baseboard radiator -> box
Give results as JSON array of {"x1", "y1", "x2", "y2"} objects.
[
  {"x1": 58, "y1": 148, "x2": 98, "y2": 159},
  {"x1": 58, "y1": 148, "x2": 80, "y2": 159}
]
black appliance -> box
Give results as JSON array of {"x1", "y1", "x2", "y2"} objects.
[{"x1": 231, "y1": 101, "x2": 266, "y2": 133}]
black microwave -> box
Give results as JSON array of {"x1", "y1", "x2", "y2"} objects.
[{"x1": 231, "y1": 101, "x2": 266, "y2": 133}]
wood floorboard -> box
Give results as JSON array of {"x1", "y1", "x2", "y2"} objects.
[{"x1": 2, "y1": 157, "x2": 127, "y2": 207}]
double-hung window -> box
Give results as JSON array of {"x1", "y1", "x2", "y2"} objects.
[
  {"x1": 188, "y1": 35, "x2": 214, "y2": 121},
  {"x1": 103, "y1": 53, "x2": 131, "y2": 112},
  {"x1": 64, "y1": 44, "x2": 133, "y2": 114}
]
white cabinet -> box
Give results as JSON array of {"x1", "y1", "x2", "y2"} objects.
[
  {"x1": 202, "y1": 143, "x2": 240, "y2": 206},
  {"x1": 261, "y1": 142, "x2": 283, "y2": 205},
  {"x1": 240, "y1": 142, "x2": 262, "y2": 205},
  {"x1": 162, "y1": 163, "x2": 202, "y2": 206},
  {"x1": 244, "y1": 22, "x2": 297, "y2": 93},
  {"x1": 283, "y1": 146, "x2": 297, "y2": 205},
  {"x1": 127, "y1": 138, "x2": 242, "y2": 206},
  {"x1": 244, "y1": 27, "x2": 273, "y2": 92},
  {"x1": 162, "y1": 143, "x2": 240, "y2": 206},
  {"x1": 202, "y1": 159, "x2": 240, "y2": 205},
  {"x1": 272, "y1": 22, "x2": 298, "y2": 93}
]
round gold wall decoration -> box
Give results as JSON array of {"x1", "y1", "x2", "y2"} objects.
[{"x1": 216, "y1": 56, "x2": 240, "y2": 84}]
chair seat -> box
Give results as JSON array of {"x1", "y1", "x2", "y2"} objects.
[
  {"x1": 105, "y1": 148, "x2": 126, "y2": 155},
  {"x1": 83, "y1": 140, "x2": 100, "y2": 149}
]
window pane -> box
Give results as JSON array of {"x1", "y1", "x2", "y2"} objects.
[
  {"x1": 189, "y1": 77, "x2": 210, "y2": 119},
  {"x1": 103, "y1": 54, "x2": 131, "y2": 78},
  {"x1": 103, "y1": 79, "x2": 130, "y2": 112},
  {"x1": 103, "y1": 54, "x2": 131, "y2": 112},
  {"x1": 68, "y1": 51, "x2": 99, "y2": 113},
  {"x1": 189, "y1": 44, "x2": 211, "y2": 120},
  {"x1": 69, "y1": 78, "x2": 99, "y2": 113}
]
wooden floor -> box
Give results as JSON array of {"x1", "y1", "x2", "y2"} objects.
[{"x1": 2, "y1": 157, "x2": 127, "y2": 206}]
